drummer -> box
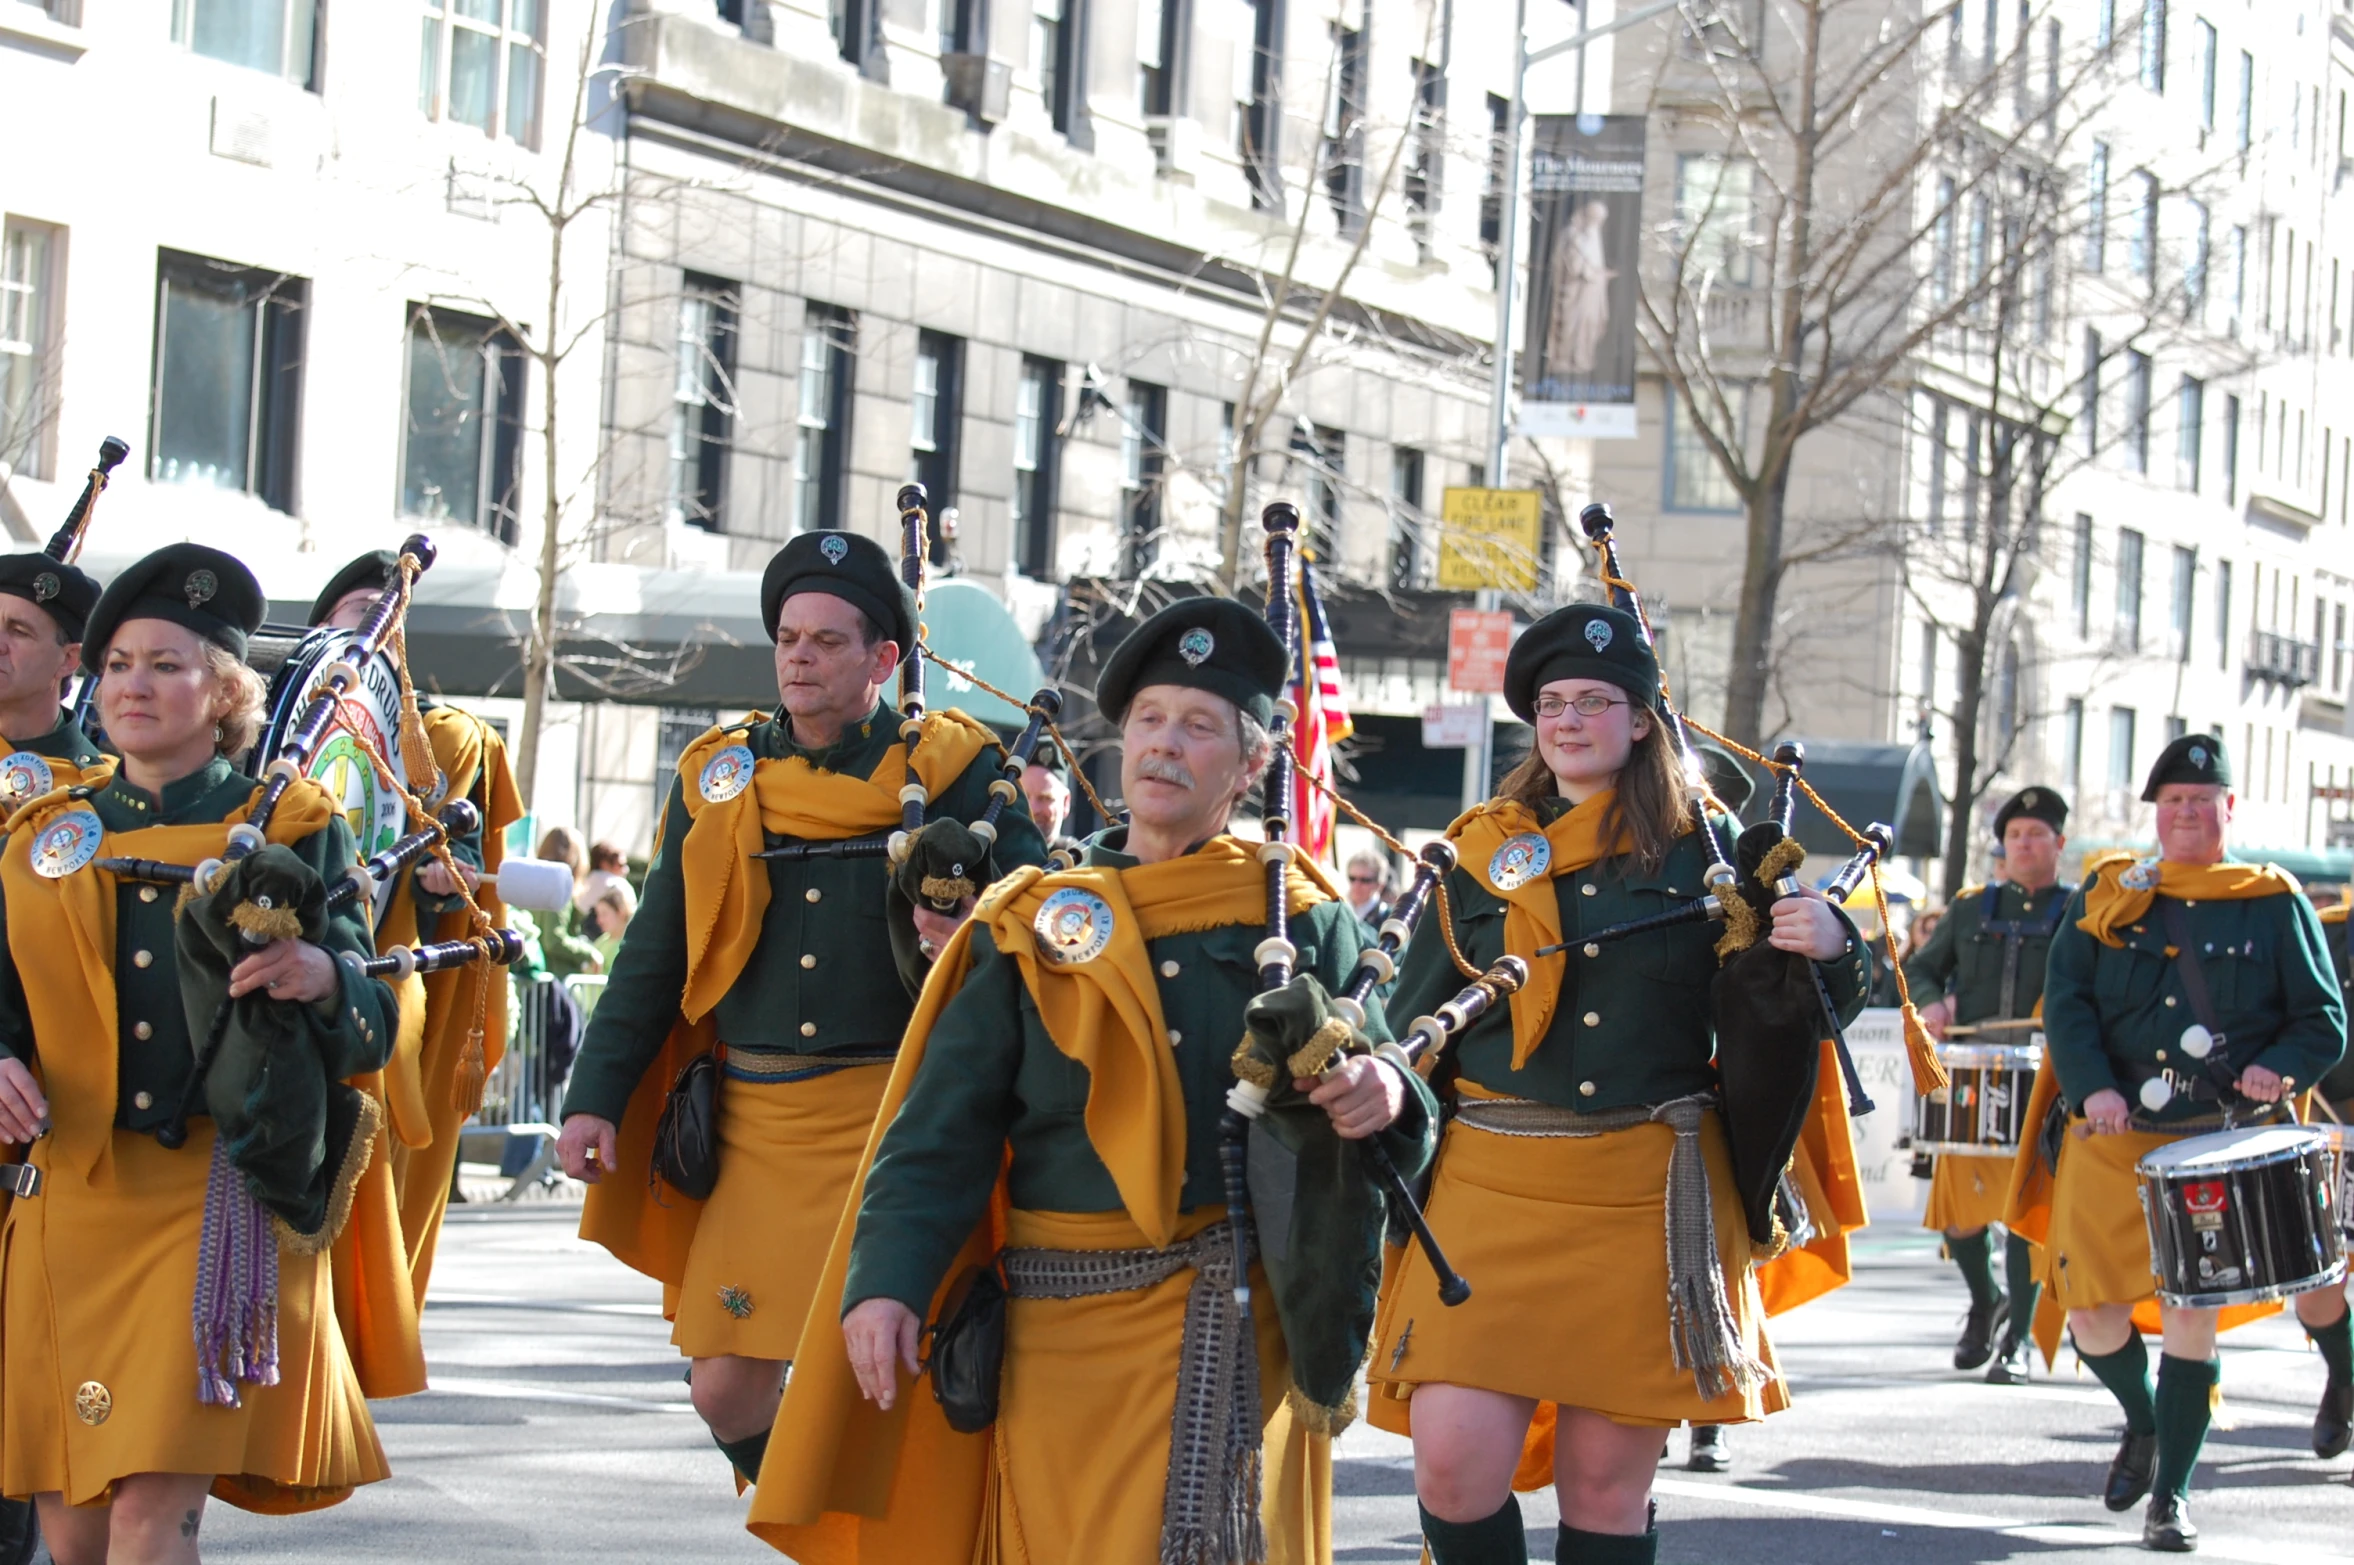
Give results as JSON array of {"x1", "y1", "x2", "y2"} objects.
[
  {"x1": 0, "y1": 553, "x2": 103, "y2": 793},
  {"x1": 1906, "y1": 785, "x2": 2073, "y2": 1383},
  {"x1": 2040, "y1": 733, "x2": 2344, "y2": 1551},
  {"x1": 2302, "y1": 890, "x2": 2354, "y2": 1468}
]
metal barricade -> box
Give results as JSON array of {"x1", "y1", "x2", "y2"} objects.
[{"x1": 463, "y1": 972, "x2": 606, "y2": 1200}]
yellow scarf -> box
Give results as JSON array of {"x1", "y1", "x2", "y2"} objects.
[
  {"x1": 1448, "y1": 791, "x2": 1663, "y2": 1069},
  {"x1": 671, "y1": 711, "x2": 994, "y2": 1022},
  {"x1": 0, "y1": 773, "x2": 338, "y2": 1179},
  {"x1": 2074, "y1": 849, "x2": 2300, "y2": 949},
  {"x1": 974, "y1": 838, "x2": 1338, "y2": 1247}
]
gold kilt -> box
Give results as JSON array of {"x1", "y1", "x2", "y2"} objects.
[
  {"x1": 1367, "y1": 1104, "x2": 1785, "y2": 1431},
  {"x1": 1924, "y1": 1152, "x2": 2015, "y2": 1233},
  {"x1": 979, "y1": 1208, "x2": 1327, "y2": 1565},
  {"x1": 1, "y1": 1126, "x2": 387, "y2": 1509},
  {"x1": 672, "y1": 1061, "x2": 891, "y2": 1359}
]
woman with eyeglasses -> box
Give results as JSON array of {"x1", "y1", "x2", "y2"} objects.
[{"x1": 1362, "y1": 602, "x2": 1870, "y2": 1565}]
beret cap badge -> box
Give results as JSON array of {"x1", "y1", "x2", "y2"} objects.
[
  {"x1": 31, "y1": 572, "x2": 58, "y2": 603},
  {"x1": 1583, "y1": 618, "x2": 1614, "y2": 652},
  {"x1": 819, "y1": 535, "x2": 849, "y2": 565},
  {"x1": 2188, "y1": 744, "x2": 2209, "y2": 769},
  {"x1": 184, "y1": 569, "x2": 218, "y2": 609},
  {"x1": 1177, "y1": 628, "x2": 1215, "y2": 667}
]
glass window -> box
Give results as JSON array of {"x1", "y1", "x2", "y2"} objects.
[
  {"x1": 794, "y1": 303, "x2": 855, "y2": 533},
  {"x1": 2080, "y1": 328, "x2": 2101, "y2": 455},
  {"x1": 1032, "y1": 0, "x2": 1072, "y2": 129},
  {"x1": 1289, "y1": 419, "x2": 1344, "y2": 560},
  {"x1": 2072, "y1": 513, "x2": 2093, "y2": 637},
  {"x1": 2196, "y1": 18, "x2": 2217, "y2": 131},
  {"x1": 2237, "y1": 51, "x2": 2253, "y2": 153},
  {"x1": 2138, "y1": 0, "x2": 2164, "y2": 92},
  {"x1": 2123, "y1": 350, "x2": 2151, "y2": 473},
  {"x1": 418, "y1": 0, "x2": 544, "y2": 147},
  {"x1": 2170, "y1": 545, "x2": 2196, "y2": 661},
  {"x1": 1931, "y1": 176, "x2": 1957, "y2": 304},
  {"x1": 1013, "y1": 356, "x2": 1062, "y2": 577},
  {"x1": 1323, "y1": 24, "x2": 1367, "y2": 229},
  {"x1": 1389, "y1": 445, "x2": 1425, "y2": 589},
  {"x1": 1666, "y1": 392, "x2": 1740, "y2": 512},
  {"x1": 0, "y1": 218, "x2": 60, "y2": 483},
  {"x1": 2127, "y1": 170, "x2": 2157, "y2": 282},
  {"x1": 2222, "y1": 392, "x2": 2240, "y2": 501},
  {"x1": 2107, "y1": 706, "x2": 2137, "y2": 792},
  {"x1": 2095, "y1": 0, "x2": 2114, "y2": 51},
  {"x1": 2115, "y1": 526, "x2": 2144, "y2": 649},
  {"x1": 149, "y1": 251, "x2": 305, "y2": 512},
  {"x1": 2215, "y1": 558, "x2": 2232, "y2": 668},
  {"x1": 1676, "y1": 155, "x2": 1756, "y2": 286},
  {"x1": 1404, "y1": 60, "x2": 1444, "y2": 249},
  {"x1": 2084, "y1": 143, "x2": 2108, "y2": 272},
  {"x1": 2062, "y1": 697, "x2": 2084, "y2": 788},
  {"x1": 2175, "y1": 375, "x2": 2202, "y2": 491},
  {"x1": 2185, "y1": 199, "x2": 2208, "y2": 315},
  {"x1": 909, "y1": 331, "x2": 962, "y2": 563},
  {"x1": 174, "y1": 0, "x2": 317, "y2": 88},
  {"x1": 1120, "y1": 381, "x2": 1167, "y2": 576},
  {"x1": 669, "y1": 275, "x2": 737, "y2": 534},
  {"x1": 1137, "y1": 0, "x2": 1170, "y2": 113},
  {"x1": 402, "y1": 305, "x2": 523, "y2": 543}
]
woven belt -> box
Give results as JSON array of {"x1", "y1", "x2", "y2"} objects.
[
  {"x1": 1451, "y1": 1092, "x2": 1768, "y2": 1403},
  {"x1": 1004, "y1": 1220, "x2": 1264, "y2": 1565},
  {"x1": 721, "y1": 1046, "x2": 895, "y2": 1083}
]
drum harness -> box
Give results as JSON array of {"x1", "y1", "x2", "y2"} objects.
[{"x1": 1978, "y1": 881, "x2": 2071, "y2": 1021}]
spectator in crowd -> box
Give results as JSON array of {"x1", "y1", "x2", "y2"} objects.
[
  {"x1": 1346, "y1": 848, "x2": 1396, "y2": 928},
  {"x1": 579, "y1": 841, "x2": 636, "y2": 936},
  {"x1": 591, "y1": 886, "x2": 634, "y2": 970}
]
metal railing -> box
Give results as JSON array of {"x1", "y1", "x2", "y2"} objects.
[
  {"x1": 2247, "y1": 629, "x2": 2321, "y2": 687},
  {"x1": 461, "y1": 972, "x2": 606, "y2": 1200}
]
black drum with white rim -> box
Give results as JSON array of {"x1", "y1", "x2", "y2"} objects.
[
  {"x1": 2137, "y1": 1125, "x2": 2345, "y2": 1308},
  {"x1": 2317, "y1": 1123, "x2": 2354, "y2": 1241},
  {"x1": 1908, "y1": 1042, "x2": 2041, "y2": 1155}
]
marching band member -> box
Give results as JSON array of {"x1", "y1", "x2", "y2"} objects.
[
  {"x1": 1905, "y1": 786, "x2": 2073, "y2": 1383},
  {"x1": 1018, "y1": 738, "x2": 1079, "y2": 856},
  {"x1": 749, "y1": 595, "x2": 1434, "y2": 1564},
  {"x1": 0, "y1": 553, "x2": 102, "y2": 793},
  {"x1": 553, "y1": 531, "x2": 1046, "y2": 1489},
  {"x1": 1367, "y1": 604, "x2": 1870, "y2": 1565},
  {"x1": 2036, "y1": 734, "x2": 2344, "y2": 1551},
  {"x1": 0, "y1": 545, "x2": 404, "y2": 1561},
  {"x1": 2299, "y1": 891, "x2": 2353, "y2": 1470},
  {"x1": 308, "y1": 552, "x2": 524, "y2": 1309}
]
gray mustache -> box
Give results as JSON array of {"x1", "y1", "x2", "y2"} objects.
[{"x1": 1134, "y1": 756, "x2": 1196, "y2": 789}]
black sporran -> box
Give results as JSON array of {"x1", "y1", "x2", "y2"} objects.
[
  {"x1": 927, "y1": 1261, "x2": 1007, "y2": 1433},
  {"x1": 651, "y1": 1051, "x2": 719, "y2": 1200}
]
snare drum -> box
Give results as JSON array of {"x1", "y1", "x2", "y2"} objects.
[
  {"x1": 2316, "y1": 1123, "x2": 2354, "y2": 1241},
  {"x1": 2136, "y1": 1125, "x2": 2346, "y2": 1308},
  {"x1": 1908, "y1": 1042, "x2": 2041, "y2": 1155}
]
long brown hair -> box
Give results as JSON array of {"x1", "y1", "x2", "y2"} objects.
[{"x1": 1495, "y1": 711, "x2": 1690, "y2": 877}]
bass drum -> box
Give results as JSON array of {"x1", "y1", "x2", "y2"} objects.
[{"x1": 253, "y1": 625, "x2": 415, "y2": 927}]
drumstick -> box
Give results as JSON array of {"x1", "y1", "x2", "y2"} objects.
[{"x1": 1941, "y1": 1019, "x2": 2046, "y2": 1037}]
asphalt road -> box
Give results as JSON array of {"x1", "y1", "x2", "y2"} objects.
[{"x1": 196, "y1": 1204, "x2": 2354, "y2": 1563}]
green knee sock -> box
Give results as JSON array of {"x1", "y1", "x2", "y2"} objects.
[
  {"x1": 1947, "y1": 1230, "x2": 2000, "y2": 1310},
  {"x1": 715, "y1": 1428, "x2": 771, "y2": 1485},
  {"x1": 2002, "y1": 1231, "x2": 2040, "y2": 1331},
  {"x1": 1420, "y1": 1496, "x2": 1527, "y2": 1565},
  {"x1": 1556, "y1": 1522, "x2": 1658, "y2": 1564},
  {"x1": 2307, "y1": 1303, "x2": 2354, "y2": 1385},
  {"x1": 2153, "y1": 1355, "x2": 2219, "y2": 1501},
  {"x1": 2079, "y1": 1333, "x2": 2157, "y2": 1436}
]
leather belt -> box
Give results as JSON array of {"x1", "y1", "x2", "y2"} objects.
[{"x1": 0, "y1": 1164, "x2": 40, "y2": 1198}]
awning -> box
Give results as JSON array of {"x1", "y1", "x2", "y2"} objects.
[{"x1": 1779, "y1": 737, "x2": 1947, "y2": 860}]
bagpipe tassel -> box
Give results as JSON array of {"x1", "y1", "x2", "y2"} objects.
[{"x1": 1901, "y1": 1003, "x2": 1949, "y2": 1096}]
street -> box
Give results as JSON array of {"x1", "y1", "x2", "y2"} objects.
[{"x1": 196, "y1": 1205, "x2": 2353, "y2": 1564}]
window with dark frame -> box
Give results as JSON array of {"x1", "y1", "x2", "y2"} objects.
[
  {"x1": 418, "y1": 0, "x2": 544, "y2": 147},
  {"x1": 910, "y1": 329, "x2": 964, "y2": 564},
  {"x1": 2116, "y1": 526, "x2": 2145, "y2": 649},
  {"x1": 2108, "y1": 706, "x2": 2137, "y2": 792},
  {"x1": 2124, "y1": 351, "x2": 2151, "y2": 474},
  {"x1": 2216, "y1": 557, "x2": 2233, "y2": 668},
  {"x1": 1390, "y1": 445, "x2": 1425, "y2": 589},
  {"x1": 1013, "y1": 356, "x2": 1064, "y2": 578},
  {"x1": 1480, "y1": 92, "x2": 1510, "y2": 281},
  {"x1": 174, "y1": 0, "x2": 318, "y2": 88},
  {"x1": 2085, "y1": 143, "x2": 2109, "y2": 272},
  {"x1": 2080, "y1": 328, "x2": 2101, "y2": 455},
  {"x1": 2237, "y1": 51, "x2": 2253, "y2": 153},
  {"x1": 832, "y1": 0, "x2": 874, "y2": 70},
  {"x1": 1290, "y1": 419, "x2": 1344, "y2": 561},
  {"x1": 2062, "y1": 697, "x2": 2084, "y2": 788},
  {"x1": 2138, "y1": 0, "x2": 2164, "y2": 92},
  {"x1": 0, "y1": 217, "x2": 61, "y2": 483},
  {"x1": 1323, "y1": 22, "x2": 1367, "y2": 230},
  {"x1": 2175, "y1": 374, "x2": 2202, "y2": 491},
  {"x1": 1137, "y1": 0, "x2": 1178, "y2": 115},
  {"x1": 2072, "y1": 513, "x2": 2093, "y2": 637},
  {"x1": 668, "y1": 275, "x2": 737, "y2": 535},
  {"x1": 1120, "y1": 380, "x2": 1167, "y2": 578},
  {"x1": 2196, "y1": 17, "x2": 2216, "y2": 132},
  {"x1": 150, "y1": 250, "x2": 306, "y2": 514},
  {"x1": 2223, "y1": 392, "x2": 2240, "y2": 501},
  {"x1": 2171, "y1": 545, "x2": 2196, "y2": 661},
  {"x1": 794, "y1": 303, "x2": 856, "y2": 532},
  {"x1": 1405, "y1": 59, "x2": 1445, "y2": 253},
  {"x1": 1243, "y1": 0, "x2": 1283, "y2": 210},
  {"x1": 402, "y1": 304, "x2": 524, "y2": 545}
]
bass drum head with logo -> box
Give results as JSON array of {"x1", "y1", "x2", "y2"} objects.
[
  {"x1": 255, "y1": 626, "x2": 413, "y2": 925},
  {"x1": 2137, "y1": 1125, "x2": 2345, "y2": 1308}
]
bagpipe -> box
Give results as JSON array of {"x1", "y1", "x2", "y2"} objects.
[
  {"x1": 1566, "y1": 501, "x2": 1946, "y2": 1244},
  {"x1": 43, "y1": 435, "x2": 129, "y2": 563}
]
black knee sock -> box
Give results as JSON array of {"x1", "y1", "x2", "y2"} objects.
[
  {"x1": 1419, "y1": 1496, "x2": 1526, "y2": 1565},
  {"x1": 2307, "y1": 1302, "x2": 2354, "y2": 1385},
  {"x1": 2078, "y1": 1334, "x2": 2157, "y2": 1436},
  {"x1": 715, "y1": 1428, "x2": 770, "y2": 1485},
  {"x1": 2153, "y1": 1355, "x2": 2219, "y2": 1501},
  {"x1": 2002, "y1": 1231, "x2": 2040, "y2": 1332},
  {"x1": 1556, "y1": 1521, "x2": 1658, "y2": 1564},
  {"x1": 1948, "y1": 1230, "x2": 2000, "y2": 1310}
]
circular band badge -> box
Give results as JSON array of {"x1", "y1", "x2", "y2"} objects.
[
  {"x1": 699, "y1": 744, "x2": 756, "y2": 803},
  {"x1": 1033, "y1": 887, "x2": 1116, "y2": 967},
  {"x1": 0, "y1": 750, "x2": 54, "y2": 804},
  {"x1": 2120, "y1": 858, "x2": 2161, "y2": 891},
  {"x1": 1486, "y1": 832, "x2": 1552, "y2": 893},
  {"x1": 30, "y1": 808, "x2": 103, "y2": 879}
]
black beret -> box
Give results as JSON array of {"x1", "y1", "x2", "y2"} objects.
[
  {"x1": 1695, "y1": 742, "x2": 1756, "y2": 814},
  {"x1": 1503, "y1": 602, "x2": 1658, "y2": 722},
  {"x1": 308, "y1": 549, "x2": 398, "y2": 626},
  {"x1": 81, "y1": 543, "x2": 265, "y2": 668},
  {"x1": 1096, "y1": 597, "x2": 1287, "y2": 728},
  {"x1": 2142, "y1": 733, "x2": 2232, "y2": 801},
  {"x1": 1021, "y1": 738, "x2": 1067, "y2": 776},
  {"x1": 0, "y1": 552, "x2": 100, "y2": 643},
  {"x1": 1992, "y1": 785, "x2": 2068, "y2": 837},
  {"x1": 760, "y1": 531, "x2": 915, "y2": 652}
]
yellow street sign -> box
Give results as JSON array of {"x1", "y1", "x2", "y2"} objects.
[{"x1": 1436, "y1": 487, "x2": 1543, "y2": 591}]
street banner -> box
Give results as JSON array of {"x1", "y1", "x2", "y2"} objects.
[
  {"x1": 1437, "y1": 487, "x2": 1543, "y2": 591},
  {"x1": 1446, "y1": 607, "x2": 1514, "y2": 693},
  {"x1": 1520, "y1": 113, "x2": 1647, "y2": 441},
  {"x1": 1422, "y1": 703, "x2": 1487, "y2": 749}
]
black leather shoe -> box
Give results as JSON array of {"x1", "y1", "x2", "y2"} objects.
[
  {"x1": 1953, "y1": 1292, "x2": 2007, "y2": 1371},
  {"x1": 2312, "y1": 1377, "x2": 2353, "y2": 1459},
  {"x1": 1986, "y1": 1327, "x2": 2032, "y2": 1385},
  {"x1": 1686, "y1": 1424, "x2": 1731, "y2": 1472},
  {"x1": 2105, "y1": 1431, "x2": 2158, "y2": 1512},
  {"x1": 2142, "y1": 1492, "x2": 2197, "y2": 1552}
]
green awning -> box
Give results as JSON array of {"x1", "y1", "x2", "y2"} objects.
[{"x1": 921, "y1": 579, "x2": 1045, "y2": 728}]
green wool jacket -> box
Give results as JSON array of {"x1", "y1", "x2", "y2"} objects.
[
  {"x1": 2041, "y1": 873, "x2": 2346, "y2": 1124},
  {"x1": 561, "y1": 704, "x2": 1047, "y2": 1125},
  {"x1": 1902, "y1": 879, "x2": 2077, "y2": 1027},
  {"x1": 844, "y1": 830, "x2": 1439, "y2": 1316},
  {"x1": 0, "y1": 758, "x2": 398, "y2": 1135},
  {"x1": 1389, "y1": 809, "x2": 1871, "y2": 1112},
  {"x1": 2310, "y1": 904, "x2": 2353, "y2": 1105},
  {"x1": 9, "y1": 709, "x2": 101, "y2": 766}
]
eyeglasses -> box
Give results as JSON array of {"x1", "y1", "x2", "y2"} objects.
[
  {"x1": 1534, "y1": 693, "x2": 1630, "y2": 719},
  {"x1": 1347, "y1": 873, "x2": 1381, "y2": 885}
]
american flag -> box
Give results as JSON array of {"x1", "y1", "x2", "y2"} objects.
[{"x1": 1290, "y1": 558, "x2": 1353, "y2": 863}]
